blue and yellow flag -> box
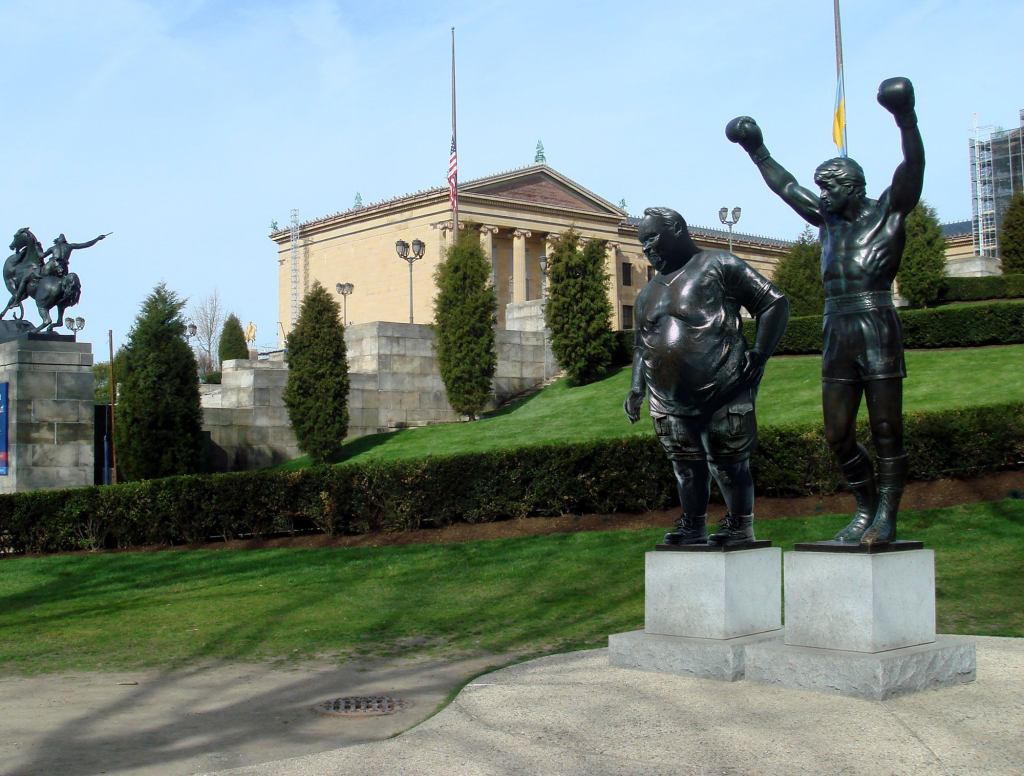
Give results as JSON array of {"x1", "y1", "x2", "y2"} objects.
[{"x1": 832, "y1": 74, "x2": 847, "y2": 157}]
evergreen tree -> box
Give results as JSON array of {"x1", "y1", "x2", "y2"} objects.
[
  {"x1": 772, "y1": 227, "x2": 824, "y2": 317},
  {"x1": 999, "y1": 191, "x2": 1024, "y2": 274},
  {"x1": 433, "y1": 227, "x2": 497, "y2": 419},
  {"x1": 897, "y1": 200, "x2": 946, "y2": 307},
  {"x1": 115, "y1": 283, "x2": 205, "y2": 481},
  {"x1": 544, "y1": 229, "x2": 616, "y2": 385},
  {"x1": 219, "y1": 313, "x2": 249, "y2": 364},
  {"x1": 282, "y1": 282, "x2": 349, "y2": 463}
]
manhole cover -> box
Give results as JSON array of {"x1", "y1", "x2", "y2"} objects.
[{"x1": 314, "y1": 696, "x2": 412, "y2": 717}]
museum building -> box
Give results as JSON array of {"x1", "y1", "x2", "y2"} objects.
[{"x1": 269, "y1": 164, "x2": 794, "y2": 346}]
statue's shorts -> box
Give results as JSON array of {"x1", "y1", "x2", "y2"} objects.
[
  {"x1": 651, "y1": 388, "x2": 757, "y2": 464},
  {"x1": 822, "y1": 292, "x2": 906, "y2": 384}
]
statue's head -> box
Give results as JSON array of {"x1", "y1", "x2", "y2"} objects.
[
  {"x1": 638, "y1": 207, "x2": 696, "y2": 274},
  {"x1": 10, "y1": 227, "x2": 36, "y2": 252},
  {"x1": 814, "y1": 157, "x2": 866, "y2": 214},
  {"x1": 55, "y1": 234, "x2": 67, "y2": 244}
]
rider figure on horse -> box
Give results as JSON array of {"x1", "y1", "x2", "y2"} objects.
[{"x1": 6, "y1": 231, "x2": 106, "y2": 317}]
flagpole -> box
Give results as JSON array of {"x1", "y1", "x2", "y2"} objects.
[
  {"x1": 833, "y1": 0, "x2": 848, "y2": 156},
  {"x1": 450, "y1": 26, "x2": 459, "y2": 235}
]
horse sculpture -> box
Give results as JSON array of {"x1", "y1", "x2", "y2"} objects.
[{"x1": 2, "y1": 227, "x2": 82, "y2": 332}]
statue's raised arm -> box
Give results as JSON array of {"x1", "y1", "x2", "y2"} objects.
[
  {"x1": 726, "y1": 116, "x2": 823, "y2": 227},
  {"x1": 876, "y1": 77, "x2": 924, "y2": 215}
]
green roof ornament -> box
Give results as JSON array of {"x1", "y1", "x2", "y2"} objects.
[
  {"x1": 534, "y1": 140, "x2": 546, "y2": 164},
  {"x1": 353, "y1": 192, "x2": 363, "y2": 209}
]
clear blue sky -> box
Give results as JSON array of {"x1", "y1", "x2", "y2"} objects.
[{"x1": 0, "y1": 0, "x2": 1019, "y2": 353}]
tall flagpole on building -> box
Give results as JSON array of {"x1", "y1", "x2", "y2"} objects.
[
  {"x1": 449, "y1": 27, "x2": 459, "y2": 235},
  {"x1": 832, "y1": 0, "x2": 848, "y2": 157}
]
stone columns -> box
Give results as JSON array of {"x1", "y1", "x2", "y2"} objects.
[
  {"x1": 479, "y1": 225, "x2": 499, "y2": 287},
  {"x1": 0, "y1": 335, "x2": 94, "y2": 493},
  {"x1": 511, "y1": 229, "x2": 532, "y2": 303},
  {"x1": 606, "y1": 242, "x2": 621, "y2": 329}
]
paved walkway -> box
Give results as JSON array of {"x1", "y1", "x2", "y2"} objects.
[{"x1": 209, "y1": 636, "x2": 1023, "y2": 776}]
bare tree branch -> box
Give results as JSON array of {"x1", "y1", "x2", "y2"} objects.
[{"x1": 189, "y1": 289, "x2": 224, "y2": 373}]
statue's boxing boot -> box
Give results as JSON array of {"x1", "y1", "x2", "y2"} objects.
[
  {"x1": 833, "y1": 444, "x2": 878, "y2": 543},
  {"x1": 861, "y1": 454, "x2": 907, "y2": 545},
  {"x1": 707, "y1": 513, "x2": 755, "y2": 546},
  {"x1": 663, "y1": 513, "x2": 707, "y2": 545}
]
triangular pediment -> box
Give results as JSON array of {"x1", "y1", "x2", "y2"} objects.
[{"x1": 462, "y1": 166, "x2": 624, "y2": 216}]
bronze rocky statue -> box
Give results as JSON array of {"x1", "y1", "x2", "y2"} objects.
[{"x1": 726, "y1": 76, "x2": 924, "y2": 545}]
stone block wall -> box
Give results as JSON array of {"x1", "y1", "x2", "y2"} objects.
[
  {"x1": 202, "y1": 321, "x2": 557, "y2": 471},
  {"x1": 0, "y1": 336, "x2": 94, "y2": 493},
  {"x1": 203, "y1": 358, "x2": 300, "y2": 471}
]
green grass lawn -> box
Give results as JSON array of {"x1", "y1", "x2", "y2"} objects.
[
  {"x1": 283, "y1": 344, "x2": 1024, "y2": 467},
  {"x1": 1, "y1": 500, "x2": 1021, "y2": 675}
]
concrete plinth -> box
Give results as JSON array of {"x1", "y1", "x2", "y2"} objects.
[
  {"x1": 784, "y1": 547, "x2": 935, "y2": 652},
  {"x1": 744, "y1": 635, "x2": 976, "y2": 700},
  {"x1": 645, "y1": 547, "x2": 781, "y2": 640},
  {"x1": 609, "y1": 629, "x2": 782, "y2": 681},
  {"x1": 0, "y1": 334, "x2": 94, "y2": 493}
]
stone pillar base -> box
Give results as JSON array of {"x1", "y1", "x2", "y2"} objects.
[
  {"x1": 784, "y1": 545, "x2": 935, "y2": 652},
  {"x1": 645, "y1": 546, "x2": 782, "y2": 640},
  {"x1": 609, "y1": 545, "x2": 782, "y2": 681},
  {"x1": 744, "y1": 635, "x2": 976, "y2": 700},
  {"x1": 609, "y1": 630, "x2": 782, "y2": 682}
]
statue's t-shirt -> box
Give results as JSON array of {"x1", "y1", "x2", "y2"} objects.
[{"x1": 634, "y1": 251, "x2": 783, "y2": 416}]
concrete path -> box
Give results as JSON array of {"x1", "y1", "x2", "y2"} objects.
[
  {"x1": 0, "y1": 652, "x2": 507, "y2": 776},
  {"x1": 209, "y1": 636, "x2": 1023, "y2": 776}
]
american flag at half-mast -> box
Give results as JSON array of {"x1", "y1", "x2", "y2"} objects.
[
  {"x1": 448, "y1": 135, "x2": 458, "y2": 210},
  {"x1": 449, "y1": 27, "x2": 459, "y2": 230}
]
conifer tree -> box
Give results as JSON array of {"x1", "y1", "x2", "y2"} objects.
[
  {"x1": 544, "y1": 230, "x2": 616, "y2": 385},
  {"x1": 115, "y1": 283, "x2": 205, "y2": 481},
  {"x1": 897, "y1": 201, "x2": 946, "y2": 307},
  {"x1": 218, "y1": 314, "x2": 249, "y2": 364},
  {"x1": 432, "y1": 227, "x2": 497, "y2": 419},
  {"x1": 999, "y1": 191, "x2": 1024, "y2": 274},
  {"x1": 282, "y1": 282, "x2": 349, "y2": 463},
  {"x1": 772, "y1": 227, "x2": 824, "y2": 317}
]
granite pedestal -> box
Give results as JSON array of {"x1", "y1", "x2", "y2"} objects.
[
  {"x1": 744, "y1": 543, "x2": 976, "y2": 699},
  {"x1": 609, "y1": 545, "x2": 782, "y2": 681},
  {"x1": 0, "y1": 334, "x2": 94, "y2": 493}
]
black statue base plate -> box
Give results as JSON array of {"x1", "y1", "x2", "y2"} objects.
[
  {"x1": 656, "y1": 540, "x2": 772, "y2": 552},
  {"x1": 793, "y1": 539, "x2": 924, "y2": 554},
  {"x1": 26, "y1": 331, "x2": 75, "y2": 342}
]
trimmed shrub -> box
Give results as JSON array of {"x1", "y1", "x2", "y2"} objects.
[
  {"x1": 772, "y1": 227, "x2": 824, "y2": 316},
  {"x1": 740, "y1": 300, "x2": 1024, "y2": 355},
  {"x1": 283, "y1": 282, "x2": 350, "y2": 463},
  {"x1": 545, "y1": 230, "x2": 616, "y2": 385},
  {"x1": 433, "y1": 226, "x2": 497, "y2": 418},
  {"x1": 116, "y1": 284, "x2": 206, "y2": 481},
  {"x1": 1000, "y1": 191, "x2": 1024, "y2": 274},
  {"x1": 896, "y1": 201, "x2": 946, "y2": 307},
  {"x1": 939, "y1": 275, "x2": 1024, "y2": 303},
  {"x1": 218, "y1": 314, "x2": 249, "y2": 364},
  {"x1": 1, "y1": 403, "x2": 1021, "y2": 554}
]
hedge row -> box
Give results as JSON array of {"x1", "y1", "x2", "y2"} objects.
[
  {"x1": 736, "y1": 300, "x2": 1024, "y2": 355},
  {"x1": 939, "y1": 274, "x2": 1024, "y2": 303},
  {"x1": 2, "y1": 402, "x2": 1021, "y2": 555}
]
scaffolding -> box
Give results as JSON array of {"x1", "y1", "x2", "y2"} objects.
[
  {"x1": 289, "y1": 208, "x2": 300, "y2": 326},
  {"x1": 970, "y1": 110, "x2": 1024, "y2": 258}
]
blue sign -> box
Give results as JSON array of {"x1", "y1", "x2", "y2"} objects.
[{"x1": 0, "y1": 382, "x2": 7, "y2": 476}]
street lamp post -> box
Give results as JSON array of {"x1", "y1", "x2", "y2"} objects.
[
  {"x1": 394, "y1": 238, "x2": 426, "y2": 324},
  {"x1": 335, "y1": 282, "x2": 354, "y2": 325},
  {"x1": 64, "y1": 316, "x2": 86, "y2": 335},
  {"x1": 184, "y1": 322, "x2": 198, "y2": 341},
  {"x1": 539, "y1": 255, "x2": 548, "y2": 298},
  {"x1": 718, "y1": 206, "x2": 742, "y2": 254}
]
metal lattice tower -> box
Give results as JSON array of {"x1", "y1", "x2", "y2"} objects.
[{"x1": 289, "y1": 209, "x2": 300, "y2": 325}]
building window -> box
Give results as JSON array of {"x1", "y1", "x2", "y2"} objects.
[
  {"x1": 646, "y1": 265, "x2": 654, "y2": 282},
  {"x1": 622, "y1": 304, "x2": 634, "y2": 330},
  {"x1": 621, "y1": 262, "x2": 633, "y2": 287}
]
